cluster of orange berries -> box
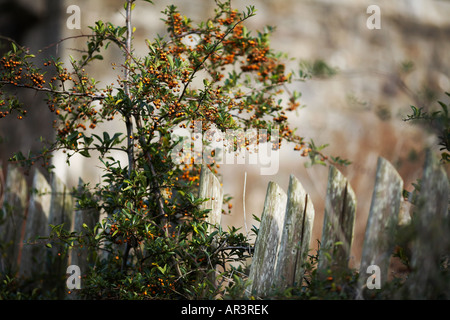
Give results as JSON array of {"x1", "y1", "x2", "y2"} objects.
[
  {"x1": 108, "y1": 222, "x2": 142, "y2": 246},
  {"x1": 167, "y1": 79, "x2": 179, "y2": 90},
  {"x1": 109, "y1": 223, "x2": 119, "y2": 235},
  {"x1": 146, "y1": 59, "x2": 181, "y2": 92},
  {"x1": 167, "y1": 42, "x2": 186, "y2": 58},
  {"x1": 241, "y1": 47, "x2": 269, "y2": 72},
  {"x1": 167, "y1": 102, "x2": 185, "y2": 117},
  {"x1": 292, "y1": 142, "x2": 327, "y2": 159},
  {"x1": 0, "y1": 56, "x2": 47, "y2": 91},
  {"x1": 180, "y1": 68, "x2": 190, "y2": 83},
  {"x1": 223, "y1": 53, "x2": 235, "y2": 65},
  {"x1": 158, "y1": 51, "x2": 169, "y2": 64},
  {"x1": 56, "y1": 120, "x2": 69, "y2": 137},
  {"x1": 0, "y1": 56, "x2": 23, "y2": 87},
  {"x1": 0, "y1": 95, "x2": 6, "y2": 119},
  {"x1": 280, "y1": 123, "x2": 293, "y2": 138},
  {"x1": 141, "y1": 75, "x2": 152, "y2": 86},
  {"x1": 214, "y1": 30, "x2": 225, "y2": 40},
  {"x1": 144, "y1": 277, "x2": 175, "y2": 296},
  {"x1": 168, "y1": 12, "x2": 186, "y2": 36},
  {"x1": 232, "y1": 24, "x2": 244, "y2": 39},
  {"x1": 287, "y1": 100, "x2": 301, "y2": 111},
  {"x1": 180, "y1": 163, "x2": 200, "y2": 185},
  {"x1": 29, "y1": 72, "x2": 45, "y2": 88},
  {"x1": 300, "y1": 147, "x2": 312, "y2": 157},
  {"x1": 152, "y1": 97, "x2": 162, "y2": 109},
  {"x1": 0, "y1": 56, "x2": 21, "y2": 69},
  {"x1": 273, "y1": 112, "x2": 288, "y2": 123},
  {"x1": 56, "y1": 71, "x2": 71, "y2": 82},
  {"x1": 217, "y1": 10, "x2": 238, "y2": 26}
]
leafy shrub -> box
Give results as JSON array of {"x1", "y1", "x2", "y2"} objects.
[
  {"x1": 0, "y1": 0, "x2": 349, "y2": 299},
  {"x1": 403, "y1": 91, "x2": 450, "y2": 164}
]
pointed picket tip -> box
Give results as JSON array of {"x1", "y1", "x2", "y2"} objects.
[
  {"x1": 318, "y1": 165, "x2": 356, "y2": 273},
  {"x1": 358, "y1": 157, "x2": 403, "y2": 298},
  {"x1": 274, "y1": 174, "x2": 315, "y2": 290}
]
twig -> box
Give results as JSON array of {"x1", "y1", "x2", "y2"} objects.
[
  {"x1": 0, "y1": 80, "x2": 104, "y2": 100},
  {"x1": 38, "y1": 34, "x2": 96, "y2": 53},
  {"x1": 221, "y1": 245, "x2": 254, "y2": 253},
  {"x1": 0, "y1": 35, "x2": 26, "y2": 51}
]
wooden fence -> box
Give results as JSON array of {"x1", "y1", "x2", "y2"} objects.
[
  {"x1": 242, "y1": 151, "x2": 449, "y2": 299},
  {"x1": 0, "y1": 165, "x2": 95, "y2": 282},
  {"x1": 0, "y1": 150, "x2": 448, "y2": 299}
]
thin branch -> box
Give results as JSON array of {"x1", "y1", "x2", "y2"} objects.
[
  {"x1": 0, "y1": 80, "x2": 104, "y2": 100},
  {"x1": 0, "y1": 35, "x2": 26, "y2": 51},
  {"x1": 122, "y1": 0, "x2": 135, "y2": 273},
  {"x1": 123, "y1": 0, "x2": 135, "y2": 177},
  {"x1": 38, "y1": 34, "x2": 97, "y2": 54},
  {"x1": 217, "y1": 245, "x2": 254, "y2": 254}
]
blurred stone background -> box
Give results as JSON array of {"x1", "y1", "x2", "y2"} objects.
[{"x1": 1, "y1": 0, "x2": 449, "y2": 269}]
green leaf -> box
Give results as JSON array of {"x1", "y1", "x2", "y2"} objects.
[
  {"x1": 83, "y1": 135, "x2": 94, "y2": 147},
  {"x1": 157, "y1": 264, "x2": 167, "y2": 275},
  {"x1": 167, "y1": 55, "x2": 174, "y2": 69},
  {"x1": 79, "y1": 149, "x2": 91, "y2": 158}
]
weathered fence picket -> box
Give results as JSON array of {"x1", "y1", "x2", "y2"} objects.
[
  {"x1": 246, "y1": 153, "x2": 448, "y2": 298},
  {"x1": 49, "y1": 173, "x2": 74, "y2": 234},
  {"x1": 0, "y1": 165, "x2": 28, "y2": 273},
  {"x1": 274, "y1": 174, "x2": 315, "y2": 291},
  {"x1": 357, "y1": 157, "x2": 403, "y2": 298},
  {"x1": 197, "y1": 165, "x2": 224, "y2": 287},
  {"x1": 69, "y1": 179, "x2": 99, "y2": 276},
  {"x1": 406, "y1": 151, "x2": 450, "y2": 299},
  {"x1": 0, "y1": 166, "x2": 79, "y2": 278},
  {"x1": 48, "y1": 173, "x2": 74, "y2": 277},
  {"x1": 247, "y1": 181, "x2": 287, "y2": 296},
  {"x1": 317, "y1": 165, "x2": 356, "y2": 274},
  {"x1": 19, "y1": 169, "x2": 52, "y2": 278}
]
